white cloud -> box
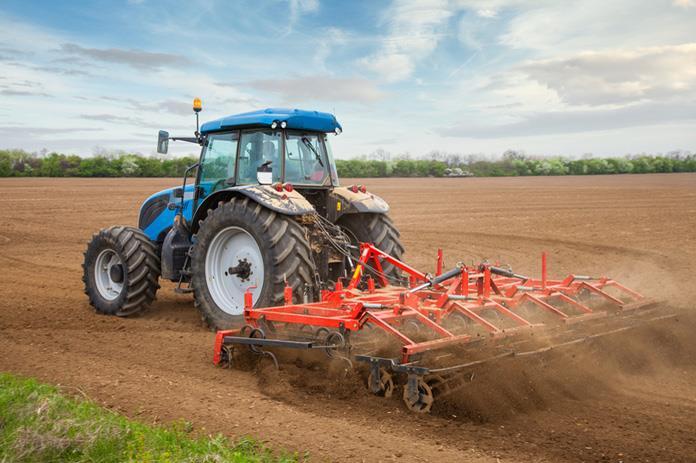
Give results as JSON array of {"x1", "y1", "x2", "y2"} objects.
[
  {"x1": 361, "y1": 0, "x2": 453, "y2": 82},
  {"x1": 59, "y1": 43, "x2": 190, "y2": 70},
  {"x1": 246, "y1": 76, "x2": 384, "y2": 104},
  {"x1": 476, "y1": 8, "x2": 497, "y2": 18},
  {"x1": 313, "y1": 27, "x2": 347, "y2": 71},
  {"x1": 673, "y1": 0, "x2": 695, "y2": 7},
  {"x1": 499, "y1": 0, "x2": 696, "y2": 54},
  {"x1": 437, "y1": 100, "x2": 696, "y2": 138},
  {"x1": 519, "y1": 44, "x2": 696, "y2": 106},
  {"x1": 290, "y1": 0, "x2": 319, "y2": 14},
  {"x1": 287, "y1": 0, "x2": 320, "y2": 34}
]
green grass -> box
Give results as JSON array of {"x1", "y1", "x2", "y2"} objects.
[{"x1": 0, "y1": 373, "x2": 302, "y2": 463}]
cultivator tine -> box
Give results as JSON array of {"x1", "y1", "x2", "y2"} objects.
[
  {"x1": 452, "y1": 303, "x2": 501, "y2": 334},
  {"x1": 577, "y1": 281, "x2": 626, "y2": 305},
  {"x1": 488, "y1": 300, "x2": 535, "y2": 327},
  {"x1": 521, "y1": 293, "x2": 570, "y2": 319},
  {"x1": 556, "y1": 293, "x2": 594, "y2": 313},
  {"x1": 214, "y1": 243, "x2": 663, "y2": 413}
]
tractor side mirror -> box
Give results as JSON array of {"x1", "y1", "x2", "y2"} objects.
[{"x1": 157, "y1": 130, "x2": 170, "y2": 154}]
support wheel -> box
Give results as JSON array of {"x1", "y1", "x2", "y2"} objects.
[
  {"x1": 403, "y1": 377, "x2": 434, "y2": 413},
  {"x1": 83, "y1": 226, "x2": 160, "y2": 316}
]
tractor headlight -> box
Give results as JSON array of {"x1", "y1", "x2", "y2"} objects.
[
  {"x1": 271, "y1": 121, "x2": 278, "y2": 129},
  {"x1": 280, "y1": 121, "x2": 287, "y2": 129},
  {"x1": 335, "y1": 127, "x2": 342, "y2": 135}
]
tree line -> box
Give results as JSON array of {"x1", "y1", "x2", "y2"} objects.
[
  {"x1": 0, "y1": 149, "x2": 196, "y2": 178},
  {"x1": 1, "y1": 148, "x2": 695, "y2": 178}
]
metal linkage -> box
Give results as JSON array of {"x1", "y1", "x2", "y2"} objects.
[{"x1": 214, "y1": 243, "x2": 656, "y2": 412}]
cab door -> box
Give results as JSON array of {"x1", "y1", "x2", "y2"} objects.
[{"x1": 196, "y1": 131, "x2": 240, "y2": 204}]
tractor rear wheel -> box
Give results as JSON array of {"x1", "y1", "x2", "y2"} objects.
[
  {"x1": 83, "y1": 226, "x2": 160, "y2": 316},
  {"x1": 190, "y1": 197, "x2": 316, "y2": 330},
  {"x1": 338, "y1": 213, "x2": 405, "y2": 286}
]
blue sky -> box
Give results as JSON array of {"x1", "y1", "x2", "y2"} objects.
[{"x1": 0, "y1": 0, "x2": 695, "y2": 158}]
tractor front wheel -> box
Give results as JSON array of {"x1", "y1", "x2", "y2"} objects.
[
  {"x1": 83, "y1": 226, "x2": 160, "y2": 316},
  {"x1": 190, "y1": 198, "x2": 316, "y2": 330}
]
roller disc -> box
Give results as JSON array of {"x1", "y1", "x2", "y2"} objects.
[
  {"x1": 403, "y1": 378, "x2": 434, "y2": 413},
  {"x1": 367, "y1": 367, "x2": 395, "y2": 398}
]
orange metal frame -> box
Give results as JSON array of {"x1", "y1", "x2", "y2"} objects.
[{"x1": 214, "y1": 243, "x2": 649, "y2": 365}]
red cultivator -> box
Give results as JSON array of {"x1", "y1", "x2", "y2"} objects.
[{"x1": 214, "y1": 243, "x2": 662, "y2": 412}]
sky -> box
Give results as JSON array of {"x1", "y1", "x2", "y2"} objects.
[{"x1": 0, "y1": 0, "x2": 695, "y2": 159}]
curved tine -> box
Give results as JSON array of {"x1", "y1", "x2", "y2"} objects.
[
  {"x1": 335, "y1": 355, "x2": 353, "y2": 371},
  {"x1": 421, "y1": 392, "x2": 434, "y2": 406},
  {"x1": 264, "y1": 351, "x2": 279, "y2": 370}
]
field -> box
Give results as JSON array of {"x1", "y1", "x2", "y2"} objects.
[{"x1": 1, "y1": 174, "x2": 695, "y2": 462}]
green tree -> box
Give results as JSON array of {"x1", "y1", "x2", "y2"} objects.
[
  {"x1": 0, "y1": 151, "x2": 12, "y2": 176},
  {"x1": 39, "y1": 153, "x2": 65, "y2": 177}
]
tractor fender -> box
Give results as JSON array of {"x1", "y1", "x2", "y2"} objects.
[
  {"x1": 191, "y1": 185, "x2": 315, "y2": 231},
  {"x1": 328, "y1": 186, "x2": 389, "y2": 221}
]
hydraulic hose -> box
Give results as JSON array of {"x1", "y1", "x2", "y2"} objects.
[
  {"x1": 407, "y1": 265, "x2": 463, "y2": 293},
  {"x1": 488, "y1": 265, "x2": 528, "y2": 280}
]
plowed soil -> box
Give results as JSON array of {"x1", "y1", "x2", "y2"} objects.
[{"x1": 1, "y1": 174, "x2": 695, "y2": 463}]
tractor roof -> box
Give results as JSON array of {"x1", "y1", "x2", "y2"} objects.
[{"x1": 200, "y1": 108, "x2": 342, "y2": 134}]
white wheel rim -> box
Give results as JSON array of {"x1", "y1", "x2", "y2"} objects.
[
  {"x1": 205, "y1": 226, "x2": 264, "y2": 315},
  {"x1": 94, "y1": 249, "x2": 124, "y2": 301}
]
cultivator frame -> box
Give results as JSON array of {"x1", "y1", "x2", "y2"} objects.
[{"x1": 214, "y1": 243, "x2": 659, "y2": 412}]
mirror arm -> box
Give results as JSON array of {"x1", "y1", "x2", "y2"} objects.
[{"x1": 170, "y1": 136, "x2": 200, "y2": 144}]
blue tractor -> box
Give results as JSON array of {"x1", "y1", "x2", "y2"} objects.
[{"x1": 82, "y1": 100, "x2": 404, "y2": 329}]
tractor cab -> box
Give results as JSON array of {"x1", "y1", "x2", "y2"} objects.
[
  {"x1": 197, "y1": 125, "x2": 340, "y2": 203},
  {"x1": 156, "y1": 106, "x2": 344, "y2": 222}
]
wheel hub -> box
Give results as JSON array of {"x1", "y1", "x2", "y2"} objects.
[
  {"x1": 227, "y1": 258, "x2": 252, "y2": 281},
  {"x1": 109, "y1": 264, "x2": 124, "y2": 283},
  {"x1": 94, "y1": 249, "x2": 124, "y2": 301}
]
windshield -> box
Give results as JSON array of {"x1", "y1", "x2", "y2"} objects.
[
  {"x1": 284, "y1": 132, "x2": 330, "y2": 185},
  {"x1": 323, "y1": 133, "x2": 339, "y2": 185}
]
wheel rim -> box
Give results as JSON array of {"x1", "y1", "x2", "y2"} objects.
[
  {"x1": 94, "y1": 249, "x2": 124, "y2": 301},
  {"x1": 205, "y1": 226, "x2": 264, "y2": 316}
]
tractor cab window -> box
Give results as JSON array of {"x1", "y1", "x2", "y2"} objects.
[
  {"x1": 284, "y1": 132, "x2": 330, "y2": 185},
  {"x1": 237, "y1": 130, "x2": 282, "y2": 184},
  {"x1": 323, "y1": 134, "x2": 340, "y2": 185},
  {"x1": 199, "y1": 132, "x2": 239, "y2": 196}
]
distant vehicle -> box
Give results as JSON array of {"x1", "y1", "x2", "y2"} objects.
[{"x1": 444, "y1": 167, "x2": 474, "y2": 177}]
